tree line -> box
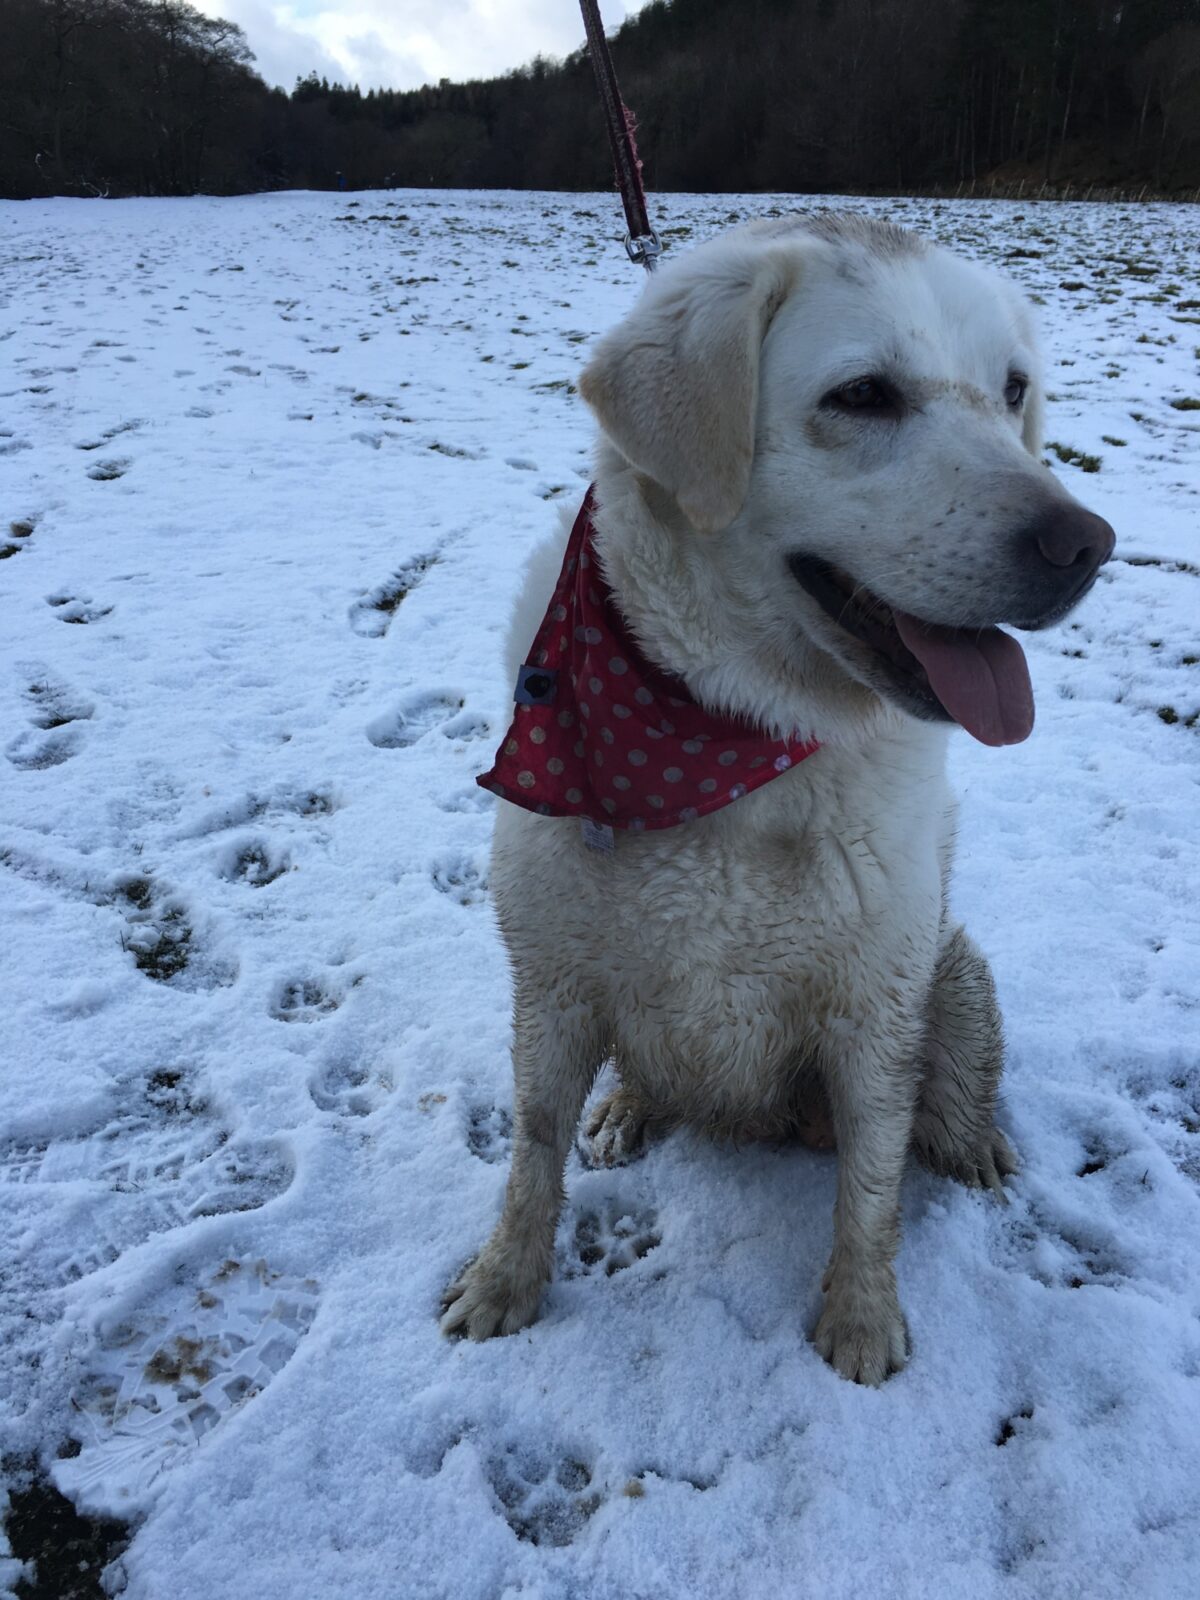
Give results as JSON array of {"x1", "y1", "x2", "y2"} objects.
[{"x1": 1, "y1": 0, "x2": 1197, "y2": 201}]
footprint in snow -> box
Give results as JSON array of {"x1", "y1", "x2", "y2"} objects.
[
  {"x1": 437, "y1": 786, "x2": 494, "y2": 815},
  {"x1": 216, "y1": 836, "x2": 291, "y2": 888},
  {"x1": 348, "y1": 555, "x2": 436, "y2": 638},
  {"x1": 430, "y1": 854, "x2": 487, "y2": 906},
  {"x1": 486, "y1": 1443, "x2": 600, "y2": 1547},
  {"x1": 562, "y1": 1202, "x2": 661, "y2": 1279},
  {"x1": 1, "y1": 516, "x2": 39, "y2": 560},
  {"x1": 115, "y1": 875, "x2": 237, "y2": 990},
  {"x1": 366, "y1": 691, "x2": 463, "y2": 749},
  {"x1": 76, "y1": 419, "x2": 142, "y2": 451},
  {"x1": 467, "y1": 1104, "x2": 512, "y2": 1165},
  {"x1": 996, "y1": 1197, "x2": 1133, "y2": 1292},
  {"x1": 86, "y1": 458, "x2": 131, "y2": 482},
  {"x1": 0, "y1": 1068, "x2": 293, "y2": 1286},
  {"x1": 271, "y1": 974, "x2": 344, "y2": 1023},
  {"x1": 53, "y1": 1258, "x2": 319, "y2": 1517},
  {"x1": 308, "y1": 1052, "x2": 393, "y2": 1117},
  {"x1": 46, "y1": 591, "x2": 113, "y2": 625},
  {"x1": 6, "y1": 672, "x2": 94, "y2": 770}
]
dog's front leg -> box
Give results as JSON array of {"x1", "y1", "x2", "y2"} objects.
[
  {"x1": 441, "y1": 980, "x2": 606, "y2": 1341},
  {"x1": 812, "y1": 1023, "x2": 921, "y2": 1386}
]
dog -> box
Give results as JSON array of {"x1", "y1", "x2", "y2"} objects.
[{"x1": 441, "y1": 213, "x2": 1114, "y2": 1385}]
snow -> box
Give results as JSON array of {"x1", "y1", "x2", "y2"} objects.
[{"x1": 1, "y1": 188, "x2": 1198, "y2": 1599}]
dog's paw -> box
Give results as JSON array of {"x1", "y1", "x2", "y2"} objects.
[
  {"x1": 582, "y1": 1087, "x2": 651, "y2": 1168},
  {"x1": 440, "y1": 1243, "x2": 547, "y2": 1341},
  {"x1": 913, "y1": 1124, "x2": 1018, "y2": 1202},
  {"x1": 812, "y1": 1280, "x2": 909, "y2": 1386}
]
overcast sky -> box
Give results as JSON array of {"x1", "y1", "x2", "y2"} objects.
[{"x1": 194, "y1": 1, "x2": 647, "y2": 94}]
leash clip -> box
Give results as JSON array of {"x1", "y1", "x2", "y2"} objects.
[{"x1": 624, "y1": 229, "x2": 662, "y2": 272}]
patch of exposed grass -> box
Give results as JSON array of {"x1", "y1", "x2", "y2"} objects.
[
  {"x1": 1046, "y1": 441, "x2": 1102, "y2": 472},
  {"x1": 1168, "y1": 397, "x2": 1200, "y2": 411}
]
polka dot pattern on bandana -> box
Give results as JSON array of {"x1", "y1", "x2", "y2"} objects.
[{"x1": 477, "y1": 489, "x2": 820, "y2": 831}]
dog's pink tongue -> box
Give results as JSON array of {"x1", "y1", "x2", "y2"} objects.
[{"x1": 892, "y1": 613, "x2": 1034, "y2": 747}]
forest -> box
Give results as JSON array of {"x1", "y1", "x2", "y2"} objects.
[{"x1": 1, "y1": 0, "x2": 1198, "y2": 200}]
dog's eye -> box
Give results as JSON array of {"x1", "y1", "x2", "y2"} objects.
[
  {"x1": 825, "y1": 376, "x2": 896, "y2": 414},
  {"x1": 1004, "y1": 374, "x2": 1028, "y2": 408}
]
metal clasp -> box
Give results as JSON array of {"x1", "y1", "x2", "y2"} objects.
[{"x1": 624, "y1": 229, "x2": 662, "y2": 272}]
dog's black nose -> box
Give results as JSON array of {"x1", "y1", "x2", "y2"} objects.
[{"x1": 1032, "y1": 506, "x2": 1115, "y2": 570}]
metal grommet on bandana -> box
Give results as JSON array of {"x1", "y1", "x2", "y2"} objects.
[{"x1": 478, "y1": 490, "x2": 820, "y2": 833}]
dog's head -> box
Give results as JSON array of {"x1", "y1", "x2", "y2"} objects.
[{"x1": 579, "y1": 215, "x2": 1114, "y2": 748}]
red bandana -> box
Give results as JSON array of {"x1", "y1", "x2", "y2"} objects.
[{"x1": 477, "y1": 489, "x2": 820, "y2": 832}]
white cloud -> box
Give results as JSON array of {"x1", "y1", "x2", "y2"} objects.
[{"x1": 195, "y1": 0, "x2": 644, "y2": 94}]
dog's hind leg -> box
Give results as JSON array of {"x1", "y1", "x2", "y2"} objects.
[
  {"x1": 911, "y1": 923, "x2": 1018, "y2": 1199},
  {"x1": 583, "y1": 1075, "x2": 660, "y2": 1167},
  {"x1": 441, "y1": 977, "x2": 607, "y2": 1341}
]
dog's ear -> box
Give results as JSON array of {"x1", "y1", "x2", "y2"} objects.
[{"x1": 578, "y1": 248, "x2": 794, "y2": 533}]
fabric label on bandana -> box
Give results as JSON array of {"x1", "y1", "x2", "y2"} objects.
[{"x1": 477, "y1": 488, "x2": 820, "y2": 831}]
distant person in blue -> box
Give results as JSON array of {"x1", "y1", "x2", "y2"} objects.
[{"x1": 336, "y1": 172, "x2": 347, "y2": 191}]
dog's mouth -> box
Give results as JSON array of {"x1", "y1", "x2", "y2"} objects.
[{"x1": 787, "y1": 555, "x2": 1034, "y2": 747}]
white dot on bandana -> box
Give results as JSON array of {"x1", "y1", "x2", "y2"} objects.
[
  {"x1": 600, "y1": 726, "x2": 615, "y2": 745},
  {"x1": 774, "y1": 753, "x2": 791, "y2": 771},
  {"x1": 663, "y1": 767, "x2": 683, "y2": 783},
  {"x1": 574, "y1": 741, "x2": 585, "y2": 757},
  {"x1": 682, "y1": 739, "x2": 703, "y2": 755},
  {"x1": 660, "y1": 719, "x2": 676, "y2": 736},
  {"x1": 634, "y1": 687, "x2": 654, "y2": 706},
  {"x1": 630, "y1": 817, "x2": 645, "y2": 830},
  {"x1": 593, "y1": 749, "x2": 604, "y2": 766},
  {"x1": 588, "y1": 588, "x2": 599, "y2": 605},
  {"x1": 647, "y1": 795, "x2": 664, "y2": 809},
  {"x1": 558, "y1": 709, "x2": 574, "y2": 728},
  {"x1": 612, "y1": 775, "x2": 631, "y2": 791},
  {"x1": 645, "y1": 728, "x2": 663, "y2": 741},
  {"x1": 718, "y1": 750, "x2": 738, "y2": 766},
  {"x1": 729, "y1": 784, "x2": 747, "y2": 800},
  {"x1": 547, "y1": 757, "x2": 564, "y2": 775},
  {"x1": 589, "y1": 676, "x2": 603, "y2": 694},
  {"x1": 566, "y1": 787, "x2": 583, "y2": 804},
  {"x1": 584, "y1": 626, "x2": 601, "y2": 644},
  {"x1": 699, "y1": 778, "x2": 717, "y2": 794},
  {"x1": 680, "y1": 807, "x2": 698, "y2": 823},
  {"x1": 553, "y1": 604, "x2": 567, "y2": 622},
  {"x1": 601, "y1": 797, "x2": 616, "y2": 814},
  {"x1": 579, "y1": 703, "x2": 591, "y2": 719},
  {"x1": 517, "y1": 770, "x2": 535, "y2": 789},
  {"x1": 505, "y1": 739, "x2": 518, "y2": 756},
  {"x1": 529, "y1": 726, "x2": 546, "y2": 745},
  {"x1": 612, "y1": 704, "x2": 631, "y2": 719},
  {"x1": 749, "y1": 756, "x2": 767, "y2": 769},
  {"x1": 628, "y1": 750, "x2": 647, "y2": 767},
  {"x1": 609, "y1": 657, "x2": 627, "y2": 674},
  {"x1": 536, "y1": 648, "x2": 548, "y2": 666}
]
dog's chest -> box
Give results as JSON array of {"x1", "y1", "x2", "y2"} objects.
[
  {"x1": 608, "y1": 809, "x2": 936, "y2": 1068},
  {"x1": 496, "y1": 744, "x2": 947, "y2": 1104}
]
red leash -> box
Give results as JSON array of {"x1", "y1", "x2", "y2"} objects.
[{"x1": 578, "y1": 0, "x2": 661, "y2": 272}]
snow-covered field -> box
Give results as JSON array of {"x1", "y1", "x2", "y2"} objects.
[{"x1": 1, "y1": 187, "x2": 1198, "y2": 1599}]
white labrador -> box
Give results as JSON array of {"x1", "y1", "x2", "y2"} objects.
[{"x1": 442, "y1": 214, "x2": 1114, "y2": 1385}]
